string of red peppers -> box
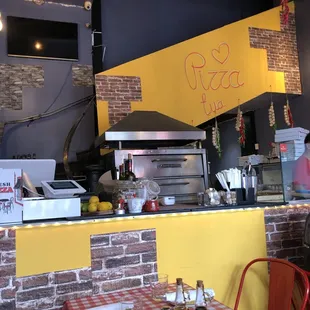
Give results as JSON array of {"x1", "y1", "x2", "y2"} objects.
[
  {"x1": 281, "y1": 0, "x2": 289, "y2": 24},
  {"x1": 235, "y1": 106, "x2": 245, "y2": 147},
  {"x1": 239, "y1": 117, "x2": 245, "y2": 147}
]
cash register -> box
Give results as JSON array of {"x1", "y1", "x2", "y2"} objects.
[{"x1": 0, "y1": 160, "x2": 85, "y2": 221}]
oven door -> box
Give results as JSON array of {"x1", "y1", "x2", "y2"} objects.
[
  {"x1": 157, "y1": 177, "x2": 205, "y2": 202},
  {"x1": 134, "y1": 154, "x2": 203, "y2": 179}
]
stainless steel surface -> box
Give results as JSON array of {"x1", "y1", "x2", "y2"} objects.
[
  {"x1": 104, "y1": 149, "x2": 208, "y2": 204},
  {"x1": 114, "y1": 149, "x2": 208, "y2": 186},
  {"x1": 156, "y1": 177, "x2": 205, "y2": 196},
  {"x1": 242, "y1": 175, "x2": 258, "y2": 200},
  {"x1": 133, "y1": 154, "x2": 203, "y2": 179},
  {"x1": 114, "y1": 209, "x2": 125, "y2": 215},
  {"x1": 95, "y1": 111, "x2": 206, "y2": 148},
  {"x1": 104, "y1": 131, "x2": 205, "y2": 141}
]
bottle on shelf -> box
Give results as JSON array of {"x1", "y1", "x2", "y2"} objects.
[
  {"x1": 175, "y1": 278, "x2": 186, "y2": 308},
  {"x1": 119, "y1": 164, "x2": 126, "y2": 180},
  {"x1": 125, "y1": 153, "x2": 136, "y2": 181},
  {"x1": 195, "y1": 280, "x2": 207, "y2": 309}
]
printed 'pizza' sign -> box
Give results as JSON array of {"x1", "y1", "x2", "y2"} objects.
[{"x1": 0, "y1": 168, "x2": 23, "y2": 224}]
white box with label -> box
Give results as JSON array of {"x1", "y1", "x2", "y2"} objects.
[{"x1": 0, "y1": 168, "x2": 23, "y2": 225}]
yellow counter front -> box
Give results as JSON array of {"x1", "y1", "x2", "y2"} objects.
[{"x1": 0, "y1": 207, "x2": 273, "y2": 309}]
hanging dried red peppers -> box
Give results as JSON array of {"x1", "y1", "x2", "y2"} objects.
[
  {"x1": 235, "y1": 106, "x2": 246, "y2": 147},
  {"x1": 281, "y1": 0, "x2": 289, "y2": 25}
]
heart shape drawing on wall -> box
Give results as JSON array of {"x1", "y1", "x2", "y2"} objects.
[{"x1": 211, "y1": 43, "x2": 230, "y2": 65}]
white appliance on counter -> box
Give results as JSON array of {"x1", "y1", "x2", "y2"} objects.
[
  {"x1": 0, "y1": 160, "x2": 83, "y2": 222},
  {"x1": 22, "y1": 197, "x2": 81, "y2": 221}
]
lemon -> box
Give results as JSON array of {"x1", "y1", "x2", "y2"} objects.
[
  {"x1": 98, "y1": 202, "x2": 113, "y2": 211},
  {"x1": 88, "y1": 203, "x2": 98, "y2": 212},
  {"x1": 89, "y1": 196, "x2": 99, "y2": 204}
]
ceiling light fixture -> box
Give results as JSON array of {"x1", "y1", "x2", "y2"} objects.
[
  {"x1": 34, "y1": 41, "x2": 43, "y2": 50},
  {"x1": 0, "y1": 13, "x2": 3, "y2": 32}
]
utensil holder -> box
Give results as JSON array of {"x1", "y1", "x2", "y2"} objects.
[{"x1": 236, "y1": 188, "x2": 255, "y2": 205}]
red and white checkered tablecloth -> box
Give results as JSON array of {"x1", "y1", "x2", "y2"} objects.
[{"x1": 63, "y1": 283, "x2": 231, "y2": 310}]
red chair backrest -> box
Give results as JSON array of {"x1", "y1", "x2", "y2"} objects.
[{"x1": 234, "y1": 258, "x2": 310, "y2": 310}]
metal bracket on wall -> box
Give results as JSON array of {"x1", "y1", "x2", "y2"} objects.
[{"x1": 92, "y1": 30, "x2": 102, "y2": 47}]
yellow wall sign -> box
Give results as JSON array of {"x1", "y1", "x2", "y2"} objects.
[{"x1": 96, "y1": 4, "x2": 296, "y2": 133}]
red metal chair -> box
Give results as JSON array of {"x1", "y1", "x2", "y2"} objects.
[
  {"x1": 234, "y1": 258, "x2": 310, "y2": 310},
  {"x1": 302, "y1": 270, "x2": 310, "y2": 307}
]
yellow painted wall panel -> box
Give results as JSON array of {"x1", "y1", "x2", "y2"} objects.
[
  {"x1": 16, "y1": 210, "x2": 268, "y2": 309},
  {"x1": 95, "y1": 5, "x2": 295, "y2": 133},
  {"x1": 96, "y1": 99, "x2": 110, "y2": 135}
]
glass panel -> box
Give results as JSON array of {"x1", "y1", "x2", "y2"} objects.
[{"x1": 280, "y1": 141, "x2": 310, "y2": 203}]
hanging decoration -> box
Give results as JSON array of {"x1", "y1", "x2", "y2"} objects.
[
  {"x1": 281, "y1": 0, "x2": 289, "y2": 25},
  {"x1": 212, "y1": 119, "x2": 221, "y2": 158},
  {"x1": 235, "y1": 104, "x2": 245, "y2": 147},
  {"x1": 268, "y1": 99, "x2": 276, "y2": 131},
  {"x1": 284, "y1": 97, "x2": 294, "y2": 128}
]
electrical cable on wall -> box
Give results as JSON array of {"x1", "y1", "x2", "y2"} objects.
[
  {"x1": 27, "y1": 63, "x2": 73, "y2": 126},
  {"x1": 4, "y1": 95, "x2": 93, "y2": 126},
  {"x1": 63, "y1": 95, "x2": 96, "y2": 179}
]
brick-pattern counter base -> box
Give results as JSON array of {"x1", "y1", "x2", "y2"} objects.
[
  {"x1": 0, "y1": 228, "x2": 157, "y2": 309},
  {"x1": 15, "y1": 267, "x2": 92, "y2": 310},
  {"x1": 91, "y1": 229, "x2": 157, "y2": 295},
  {"x1": 0, "y1": 229, "x2": 16, "y2": 310},
  {"x1": 249, "y1": 12, "x2": 301, "y2": 94},
  {"x1": 264, "y1": 206, "x2": 310, "y2": 267},
  {"x1": 95, "y1": 75, "x2": 142, "y2": 125}
]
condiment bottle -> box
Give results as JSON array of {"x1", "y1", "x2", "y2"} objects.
[
  {"x1": 125, "y1": 153, "x2": 136, "y2": 181},
  {"x1": 175, "y1": 278, "x2": 186, "y2": 307},
  {"x1": 195, "y1": 280, "x2": 207, "y2": 309},
  {"x1": 119, "y1": 164, "x2": 126, "y2": 180}
]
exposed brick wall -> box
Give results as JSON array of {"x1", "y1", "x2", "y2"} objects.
[
  {"x1": 72, "y1": 65, "x2": 94, "y2": 87},
  {"x1": 0, "y1": 229, "x2": 92, "y2": 310},
  {"x1": 15, "y1": 267, "x2": 92, "y2": 310},
  {"x1": 0, "y1": 229, "x2": 16, "y2": 310},
  {"x1": 0, "y1": 64, "x2": 44, "y2": 110},
  {"x1": 0, "y1": 228, "x2": 157, "y2": 309},
  {"x1": 264, "y1": 206, "x2": 310, "y2": 267},
  {"x1": 91, "y1": 229, "x2": 157, "y2": 295},
  {"x1": 249, "y1": 12, "x2": 301, "y2": 94},
  {"x1": 95, "y1": 75, "x2": 142, "y2": 125}
]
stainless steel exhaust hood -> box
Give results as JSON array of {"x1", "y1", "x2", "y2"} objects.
[{"x1": 95, "y1": 111, "x2": 206, "y2": 148}]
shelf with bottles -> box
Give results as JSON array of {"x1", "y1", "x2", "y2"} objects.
[{"x1": 117, "y1": 153, "x2": 137, "y2": 181}]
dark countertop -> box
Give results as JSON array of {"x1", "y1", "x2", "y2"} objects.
[
  {"x1": 66, "y1": 201, "x2": 287, "y2": 221},
  {"x1": 3, "y1": 201, "x2": 287, "y2": 228}
]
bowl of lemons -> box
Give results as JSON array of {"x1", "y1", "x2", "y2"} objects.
[{"x1": 81, "y1": 196, "x2": 113, "y2": 215}]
